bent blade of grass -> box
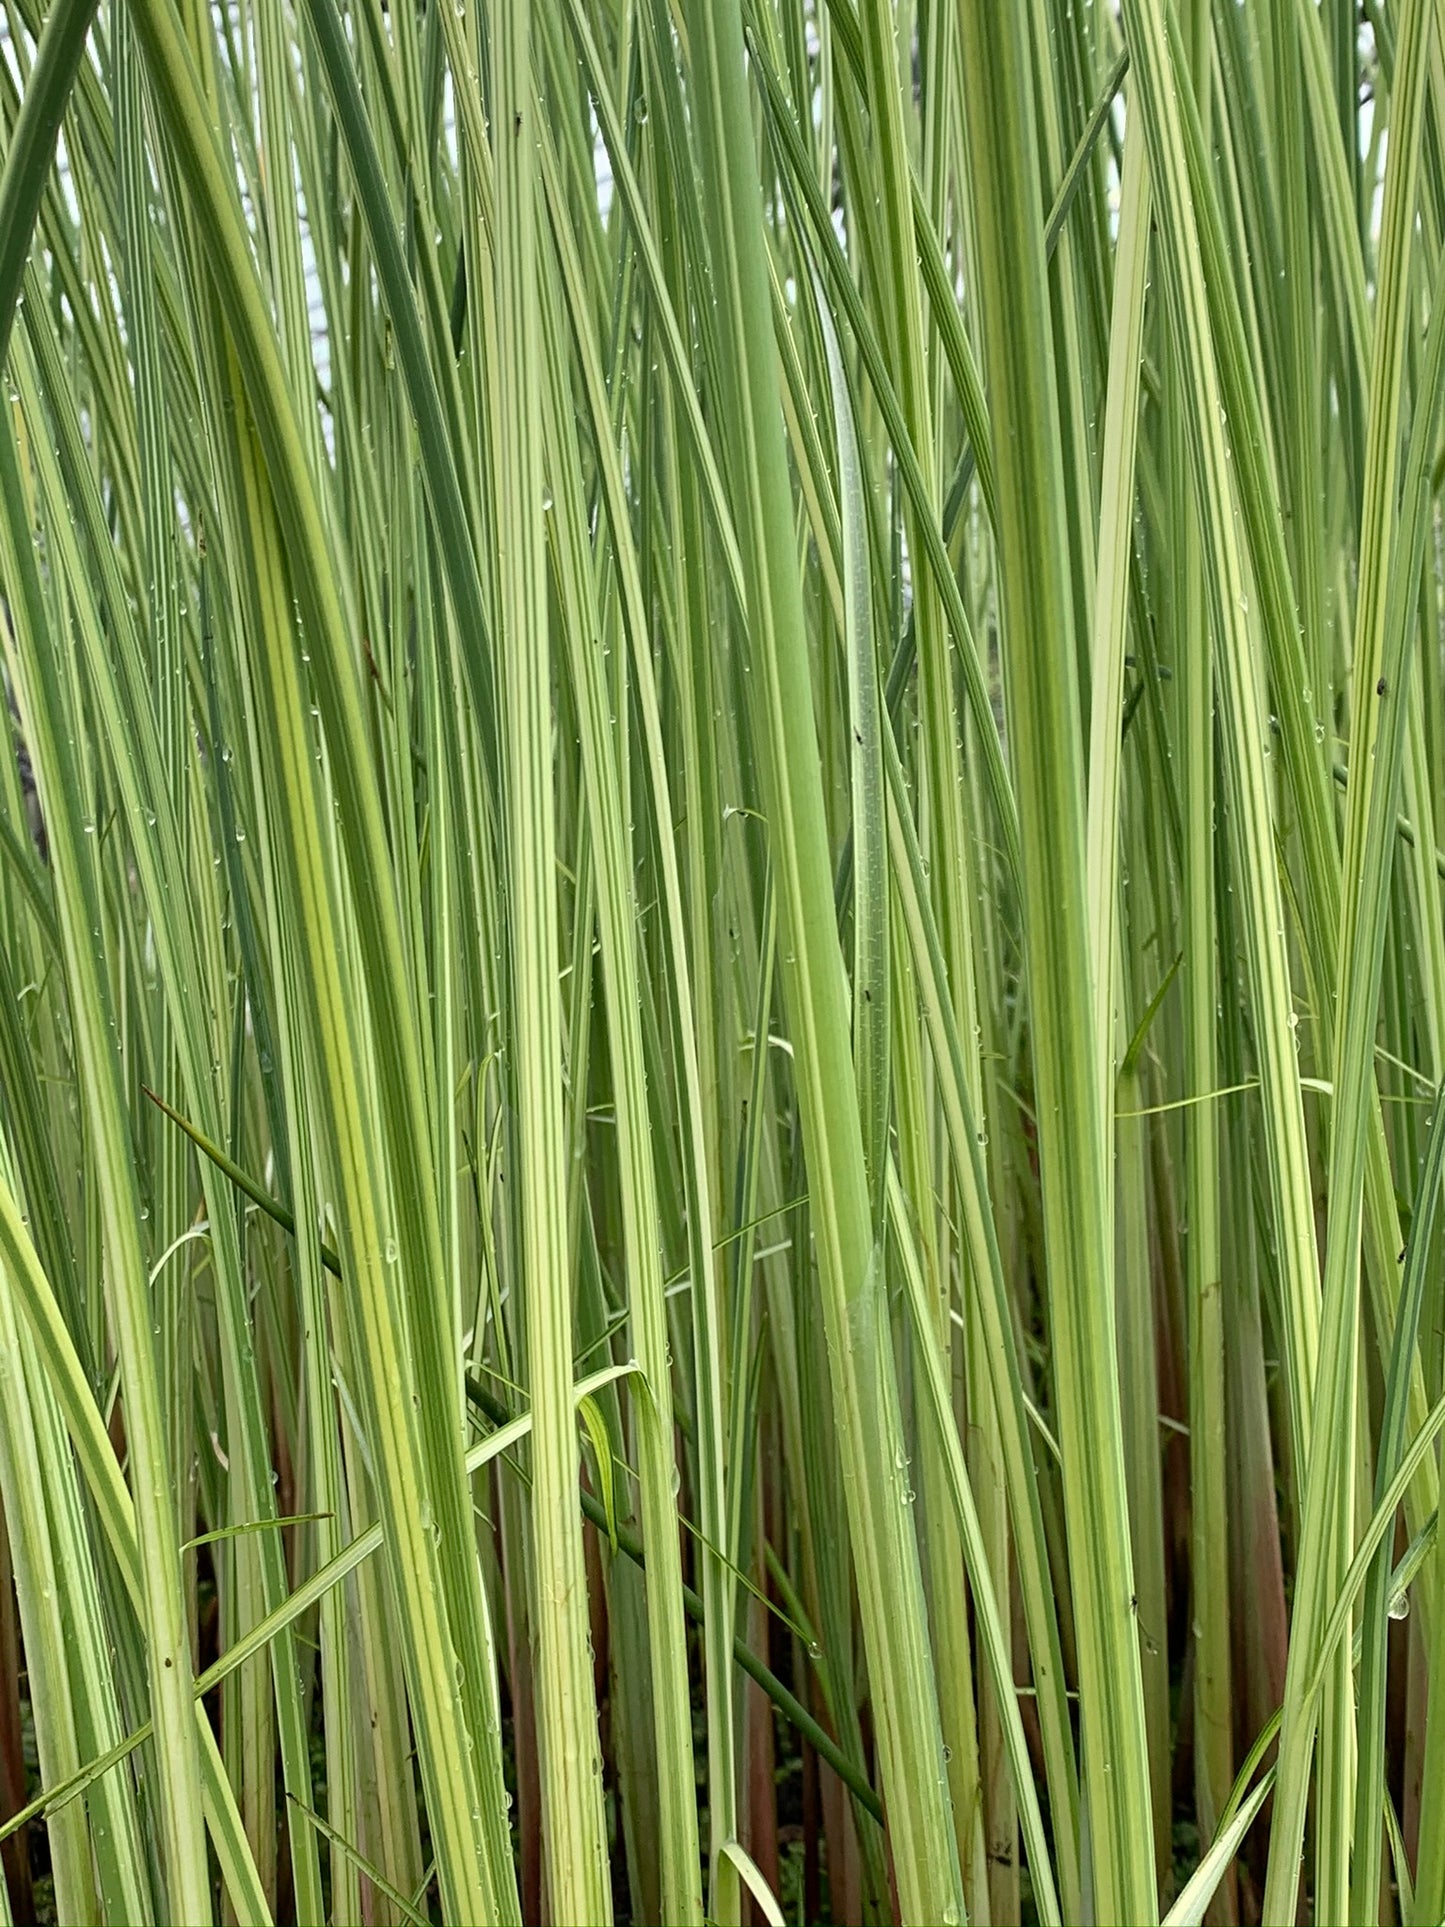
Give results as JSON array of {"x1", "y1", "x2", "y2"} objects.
[
  {"x1": 0, "y1": 1013, "x2": 269, "y2": 1922},
  {"x1": 226, "y1": 405, "x2": 504, "y2": 1926},
  {"x1": 22, "y1": 1307, "x2": 151, "y2": 1924},
  {"x1": 1163, "y1": 1773, "x2": 1275, "y2": 1927},
  {"x1": 0, "y1": 1360, "x2": 638, "y2": 1852},
  {"x1": 0, "y1": 1205, "x2": 97, "y2": 1927},
  {"x1": 121, "y1": 5, "x2": 523, "y2": 1910},
  {"x1": 10, "y1": 296, "x2": 328, "y2": 1925},
  {"x1": 298, "y1": 0, "x2": 500, "y2": 804},
  {"x1": 0, "y1": 0, "x2": 98, "y2": 365},
  {"x1": 0, "y1": 408, "x2": 213, "y2": 1926}
]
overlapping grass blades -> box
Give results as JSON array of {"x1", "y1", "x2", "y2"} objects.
[{"x1": 2, "y1": 2, "x2": 1445, "y2": 1923}]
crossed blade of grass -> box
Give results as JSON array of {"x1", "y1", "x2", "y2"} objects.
[{"x1": 138, "y1": 1081, "x2": 885, "y2": 1828}]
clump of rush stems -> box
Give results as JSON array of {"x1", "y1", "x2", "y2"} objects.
[{"x1": 0, "y1": 2, "x2": 1442, "y2": 1924}]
